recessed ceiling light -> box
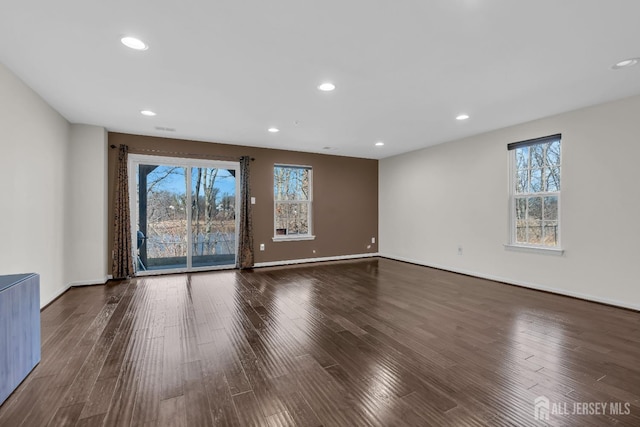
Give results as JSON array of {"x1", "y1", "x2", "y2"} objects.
[
  {"x1": 121, "y1": 36, "x2": 148, "y2": 51},
  {"x1": 375, "y1": 141, "x2": 385, "y2": 146},
  {"x1": 268, "y1": 127, "x2": 280, "y2": 133},
  {"x1": 456, "y1": 114, "x2": 470, "y2": 120},
  {"x1": 612, "y1": 58, "x2": 639, "y2": 69},
  {"x1": 140, "y1": 110, "x2": 156, "y2": 116},
  {"x1": 318, "y1": 82, "x2": 336, "y2": 92}
]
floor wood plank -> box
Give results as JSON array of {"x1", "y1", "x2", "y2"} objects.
[{"x1": 1, "y1": 258, "x2": 639, "y2": 426}]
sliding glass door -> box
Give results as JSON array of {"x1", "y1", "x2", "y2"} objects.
[
  {"x1": 191, "y1": 167, "x2": 237, "y2": 268},
  {"x1": 138, "y1": 164, "x2": 188, "y2": 270},
  {"x1": 129, "y1": 155, "x2": 239, "y2": 275}
]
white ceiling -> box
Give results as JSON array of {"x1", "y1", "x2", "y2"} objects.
[{"x1": 1, "y1": 0, "x2": 640, "y2": 159}]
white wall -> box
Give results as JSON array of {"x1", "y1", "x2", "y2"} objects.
[
  {"x1": 66, "y1": 124, "x2": 108, "y2": 286},
  {"x1": 380, "y1": 94, "x2": 640, "y2": 310},
  {"x1": 0, "y1": 63, "x2": 71, "y2": 306},
  {"x1": 0, "y1": 63, "x2": 108, "y2": 307}
]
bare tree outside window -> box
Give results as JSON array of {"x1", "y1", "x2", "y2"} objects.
[
  {"x1": 511, "y1": 137, "x2": 561, "y2": 247},
  {"x1": 274, "y1": 165, "x2": 312, "y2": 237}
]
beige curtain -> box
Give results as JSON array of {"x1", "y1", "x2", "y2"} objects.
[
  {"x1": 112, "y1": 144, "x2": 134, "y2": 278},
  {"x1": 237, "y1": 156, "x2": 254, "y2": 269}
]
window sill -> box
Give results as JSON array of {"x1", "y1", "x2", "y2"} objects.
[
  {"x1": 272, "y1": 235, "x2": 316, "y2": 242},
  {"x1": 504, "y1": 244, "x2": 564, "y2": 256}
]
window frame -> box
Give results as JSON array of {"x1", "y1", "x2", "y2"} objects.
[
  {"x1": 272, "y1": 164, "x2": 315, "y2": 242},
  {"x1": 507, "y1": 134, "x2": 563, "y2": 253}
]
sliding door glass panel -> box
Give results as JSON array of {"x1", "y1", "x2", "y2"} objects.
[
  {"x1": 136, "y1": 165, "x2": 188, "y2": 271},
  {"x1": 191, "y1": 167, "x2": 236, "y2": 268}
]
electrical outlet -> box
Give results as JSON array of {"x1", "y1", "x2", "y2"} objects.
[
  {"x1": 371, "y1": 237, "x2": 376, "y2": 244},
  {"x1": 260, "y1": 243, "x2": 265, "y2": 251},
  {"x1": 457, "y1": 245, "x2": 463, "y2": 255}
]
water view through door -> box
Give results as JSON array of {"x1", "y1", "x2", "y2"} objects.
[
  {"x1": 131, "y1": 156, "x2": 238, "y2": 274},
  {"x1": 191, "y1": 167, "x2": 236, "y2": 268}
]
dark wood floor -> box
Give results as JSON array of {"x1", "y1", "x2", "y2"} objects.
[{"x1": 1, "y1": 258, "x2": 639, "y2": 426}]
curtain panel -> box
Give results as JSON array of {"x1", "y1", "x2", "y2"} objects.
[
  {"x1": 237, "y1": 156, "x2": 254, "y2": 269},
  {"x1": 112, "y1": 144, "x2": 134, "y2": 278}
]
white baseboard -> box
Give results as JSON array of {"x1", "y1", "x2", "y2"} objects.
[
  {"x1": 41, "y1": 276, "x2": 111, "y2": 309},
  {"x1": 254, "y1": 253, "x2": 379, "y2": 268},
  {"x1": 69, "y1": 276, "x2": 110, "y2": 287},
  {"x1": 40, "y1": 276, "x2": 110, "y2": 309},
  {"x1": 379, "y1": 253, "x2": 640, "y2": 312},
  {"x1": 41, "y1": 285, "x2": 71, "y2": 309}
]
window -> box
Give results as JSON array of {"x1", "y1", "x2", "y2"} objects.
[
  {"x1": 509, "y1": 134, "x2": 561, "y2": 248},
  {"x1": 273, "y1": 165, "x2": 314, "y2": 240}
]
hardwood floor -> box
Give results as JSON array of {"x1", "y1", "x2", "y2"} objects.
[{"x1": 1, "y1": 258, "x2": 639, "y2": 426}]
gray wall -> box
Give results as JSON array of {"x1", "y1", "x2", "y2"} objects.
[
  {"x1": 0, "y1": 63, "x2": 108, "y2": 306},
  {"x1": 380, "y1": 94, "x2": 640, "y2": 310}
]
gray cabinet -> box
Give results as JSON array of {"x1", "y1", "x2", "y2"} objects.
[{"x1": 0, "y1": 273, "x2": 40, "y2": 406}]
